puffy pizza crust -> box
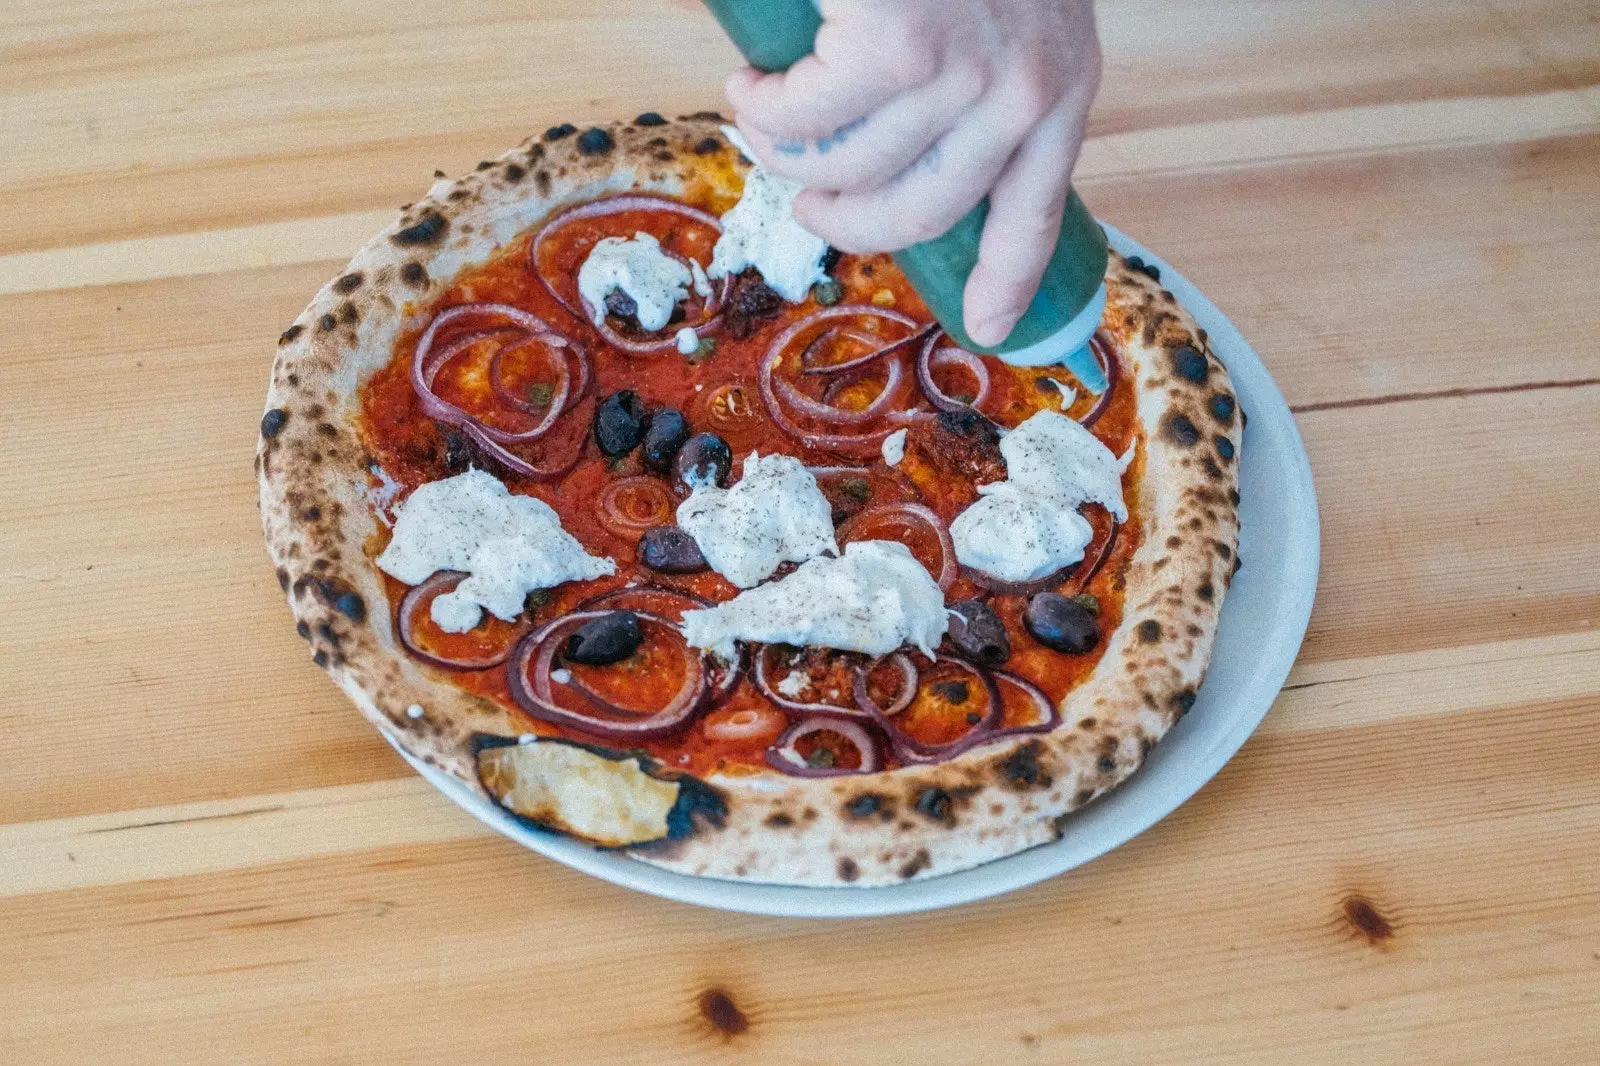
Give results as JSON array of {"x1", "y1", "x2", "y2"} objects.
[{"x1": 258, "y1": 116, "x2": 1241, "y2": 887}]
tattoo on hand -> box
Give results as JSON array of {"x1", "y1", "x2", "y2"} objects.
[{"x1": 774, "y1": 115, "x2": 869, "y2": 156}]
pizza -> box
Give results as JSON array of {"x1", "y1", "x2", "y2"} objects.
[{"x1": 258, "y1": 113, "x2": 1242, "y2": 887}]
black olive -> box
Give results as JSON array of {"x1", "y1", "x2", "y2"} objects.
[
  {"x1": 946, "y1": 600, "x2": 1011, "y2": 665},
  {"x1": 638, "y1": 525, "x2": 707, "y2": 572},
  {"x1": 641, "y1": 408, "x2": 690, "y2": 472},
  {"x1": 602, "y1": 288, "x2": 638, "y2": 320},
  {"x1": 1024, "y1": 593, "x2": 1100, "y2": 654},
  {"x1": 594, "y1": 390, "x2": 648, "y2": 456},
  {"x1": 563, "y1": 610, "x2": 643, "y2": 665},
  {"x1": 674, "y1": 431, "x2": 732, "y2": 490}
]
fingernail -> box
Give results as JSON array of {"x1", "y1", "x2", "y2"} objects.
[{"x1": 968, "y1": 312, "x2": 1019, "y2": 348}]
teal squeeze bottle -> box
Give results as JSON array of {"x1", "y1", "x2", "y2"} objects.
[{"x1": 701, "y1": 0, "x2": 1111, "y2": 391}]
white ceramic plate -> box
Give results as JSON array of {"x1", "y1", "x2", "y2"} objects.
[{"x1": 385, "y1": 226, "x2": 1321, "y2": 917}]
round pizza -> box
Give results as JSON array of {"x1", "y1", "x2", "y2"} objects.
[{"x1": 258, "y1": 113, "x2": 1242, "y2": 887}]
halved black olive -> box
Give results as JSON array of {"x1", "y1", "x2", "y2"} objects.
[
  {"x1": 564, "y1": 610, "x2": 643, "y2": 665},
  {"x1": 1024, "y1": 593, "x2": 1100, "y2": 654},
  {"x1": 641, "y1": 408, "x2": 691, "y2": 472},
  {"x1": 673, "y1": 431, "x2": 732, "y2": 490},
  {"x1": 594, "y1": 391, "x2": 648, "y2": 456},
  {"x1": 638, "y1": 525, "x2": 707, "y2": 573},
  {"x1": 946, "y1": 600, "x2": 1011, "y2": 665}
]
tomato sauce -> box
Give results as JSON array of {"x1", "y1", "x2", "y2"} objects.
[{"x1": 357, "y1": 189, "x2": 1142, "y2": 777}]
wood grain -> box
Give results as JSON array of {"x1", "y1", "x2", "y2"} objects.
[{"x1": 1, "y1": 0, "x2": 1597, "y2": 1061}]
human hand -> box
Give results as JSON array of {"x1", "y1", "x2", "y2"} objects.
[{"x1": 725, "y1": 0, "x2": 1102, "y2": 347}]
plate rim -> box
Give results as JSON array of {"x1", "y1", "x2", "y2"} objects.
[{"x1": 385, "y1": 224, "x2": 1321, "y2": 918}]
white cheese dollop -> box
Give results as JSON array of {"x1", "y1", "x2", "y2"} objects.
[
  {"x1": 709, "y1": 126, "x2": 829, "y2": 303},
  {"x1": 676, "y1": 452, "x2": 837, "y2": 588},
  {"x1": 680, "y1": 541, "x2": 948, "y2": 662},
  {"x1": 376, "y1": 469, "x2": 616, "y2": 633},
  {"x1": 949, "y1": 410, "x2": 1127, "y2": 584},
  {"x1": 881, "y1": 427, "x2": 908, "y2": 466},
  {"x1": 576, "y1": 231, "x2": 694, "y2": 332}
]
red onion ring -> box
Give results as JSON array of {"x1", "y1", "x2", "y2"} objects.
[
  {"x1": 507, "y1": 609, "x2": 707, "y2": 740},
  {"x1": 836, "y1": 503, "x2": 956, "y2": 591},
  {"x1": 958, "y1": 561, "x2": 1075, "y2": 597},
  {"x1": 397, "y1": 571, "x2": 524, "y2": 671},
  {"x1": 856, "y1": 655, "x2": 1003, "y2": 764},
  {"x1": 849, "y1": 653, "x2": 919, "y2": 717},
  {"x1": 773, "y1": 351, "x2": 909, "y2": 426},
  {"x1": 916, "y1": 332, "x2": 992, "y2": 413},
  {"x1": 596, "y1": 476, "x2": 675, "y2": 541},
  {"x1": 801, "y1": 322, "x2": 935, "y2": 376},
  {"x1": 1069, "y1": 519, "x2": 1120, "y2": 593},
  {"x1": 752, "y1": 645, "x2": 872, "y2": 719},
  {"x1": 529, "y1": 194, "x2": 727, "y2": 353},
  {"x1": 1079, "y1": 334, "x2": 1118, "y2": 429},
  {"x1": 488, "y1": 332, "x2": 589, "y2": 420},
  {"x1": 578, "y1": 585, "x2": 745, "y2": 704},
  {"x1": 766, "y1": 715, "x2": 883, "y2": 777},
  {"x1": 988, "y1": 670, "x2": 1061, "y2": 736}
]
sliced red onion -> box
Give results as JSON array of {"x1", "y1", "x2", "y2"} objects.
[
  {"x1": 397, "y1": 571, "x2": 522, "y2": 671},
  {"x1": 459, "y1": 418, "x2": 587, "y2": 483},
  {"x1": 1078, "y1": 334, "x2": 1118, "y2": 429},
  {"x1": 958, "y1": 561, "x2": 1075, "y2": 597},
  {"x1": 850, "y1": 653, "x2": 919, "y2": 717},
  {"x1": 596, "y1": 476, "x2": 675, "y2": 540},
  {"x1": 1069, "y1": 520, "x2": 1120, "y2": 593},
  {"x1": 489, "y1": 332, "x2": 589, "y2": 419},
  {"x1": 916, "y1": 332, "x2": 992, "y2": 413},
  {"x1": 507, "y1": 609, "x2": 707, "y2": 740},
  {"x1": 529, "y1": 194, "x2": 726, "y2": 353},
  {"x1": 989, "y1": 669, "x2": 1061, "y2": 736},
  {"x1": 752, "y1": 645, "x2": 871, "y2": 719},
  {"x1": 857, "y1": 655, "x2": 1003, "y2": 764},
  {"x1": 836, "y1": 503, "x2": 956, "y2": 591},
  {"x1": 766, "y1": 716, "x2": 883, "y2": 777},
  {"x1": 801, "y1": 322, "x2": 935, "y2": 376},
  {"x1": 773, "y1": 351, "x2": 908, "y2": 426},
  {"x1": 578, "y1": 585, "x2": 745, "y2": 703}
]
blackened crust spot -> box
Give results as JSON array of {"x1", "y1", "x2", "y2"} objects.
[
  {"x1": 318, "y1": 313, "x2": 337, "y2": 331},
  {"x1": 837, "y1": 857, "x2": 860, "y2": 882},
  {"x1": 1197, "y1": 581, "x2": 1215, "y2": 602},
  {"x1": 278, "y1": 324, "x2": 304, "y2": 345},
  {"x1": 1174, "y1": 688, "x2": 1197, "y2": 716},
  {"x1": 544, "y1": 123, "x2": 576, "y2": 141},
  {"x1": 698, "y1": 989, "x2": 748, "y2": 1036},
  {"x1": 504, "y1": 163, "x2": 526, "y2": 183},
  {"x1": 535, "y1": 170, "x2": 552, "y2": 196},
  {"x1": 1342, "y1": 894, "x2": 1395, "y2": 943},
  {"x1": 1162, "y1": 413, "x2": 1201, "y2": 447},
  {"x1": 296, "y1": 620, "x2": 311, "y2": 639},
  {"x1": 845, "y1": 793, "x2": 883, "y2": 819},
  {"x1": 260, "y1": 408, "x2": 288, "y2": 438},
  {"x1": 577, "y1": 127, "x2": 614, "y2": 155},
  {"x1": 999, "y1": 741, "x2": 1049, "y2": 789},
  {"x1": 312, "y1": 649, "x2": 329, "y2": 668},
  {"x1": 915, "y1": 788, "x2": 953, "y2": 824},
  {"x1": 276, "y1": 567, "x2": 290, "y2": 591},
  {"x1": 1216, "y1": 435, "x2": 1235, "y2": 461},
  {"x1": 1097, "y1": 755, "x2": 1117, "y2": 773},
  {"x1": 634, "y1": 111, "x2": 667, "y2": 126},
  {"x1": 332, "y1": 272, "x2": 364, "y2": 294},
  {"x1": 693, "y1": 136, "x2": 722, "y2": 155},
  {"x1": 899, "y1": 849, "x2": 931, "y2": 879},
  {"x1": 334, "y1": 592, "x2": 367, "y2": 623},
  {"x1": 1210, "y1": 392, "x2": 1236, "y2": 424},
  {"x1": 1137, "y1": 619, "x2": 1162, "y2": 643},
  {"x1": 392, "y1": 209, "x2": 448, "y2": 247},
  {"x1": 686, "y1": 110, "x2": 726, "y2": 121},
  {"x1": 1172, "y1": 345, "x2": 1208, "y2": 383},
  {"x1": 763, "y1": 812, "x2": 794, "y2": 829},
  {"x1": 400, "y1": 262, "x2": 427, "y2": 287}
]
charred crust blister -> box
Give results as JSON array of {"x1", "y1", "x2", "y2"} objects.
[
  {"x1": 844, "y1": 793, "x2": 885, "y2": 819},
  {"x1": 400, "y1": 262, "x2": 428, "y2": 287},
  {"x1": 543, "y1": 123, "x2": 576, "y2": 141},
  {"x1": 504, "y1": 163, "x2": 526, "y2": 183},
  {"x1": 633, "y1": 111, "x2": 667, "y2": 127},
  {"x1": 576, "y1": 127, "x2": 615, "y2": 156},
  {"x1": 914, "y1": 787, "x2": 953, "y2": 824},
  {"x1": 693, "y1": 136, "x2": 723, "y2": 155},
  {"x1": 836, "y1": 857, "x2": 860, "y2": 882},
  {"x1": 260, "y1": 408, "x2": 288, "y2": 438},
  {"x1": 278, "y1": 324, "x2": 304, "y2": 345},
  {"x1": 1161, "y1": 413, "x2": 1201, "y2": 447},
  {"x1": 1137, "y1": 619, "x2": 1162, "y2": 643},
  {"x1": 1209, "y1": 393, "x2": 1236, "y2": 424},
  {"x1": 332, "y1": 272, "x2": 364, "y2": 294},
  {"x1": 1171, "y1": 345, "x2": 1209, "y2": 385},
  {"x1": 1215, "y1": 435, "x2": 1235, "y2": 461},
  {"x1": 391, "y1": 209, "x2": 448, "y2": 247}
]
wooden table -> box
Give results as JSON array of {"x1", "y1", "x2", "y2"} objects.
[{"x1": 3, "y1": 1, "x2": 1597, "y2": 1060}]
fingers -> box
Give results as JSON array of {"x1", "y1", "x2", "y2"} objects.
[
  {"x1": 963, "y1": 101, "x2": 1084, "y2": 347},
  {"x1": 789, "y1": 76, "x2": 1047, "y2": 254},
  {"x1": 724, "y1": 12, "x2": 936, "y2": 143},
  {"x1": 733, "y1": 64, "x2": 985, "y2": 194}
]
